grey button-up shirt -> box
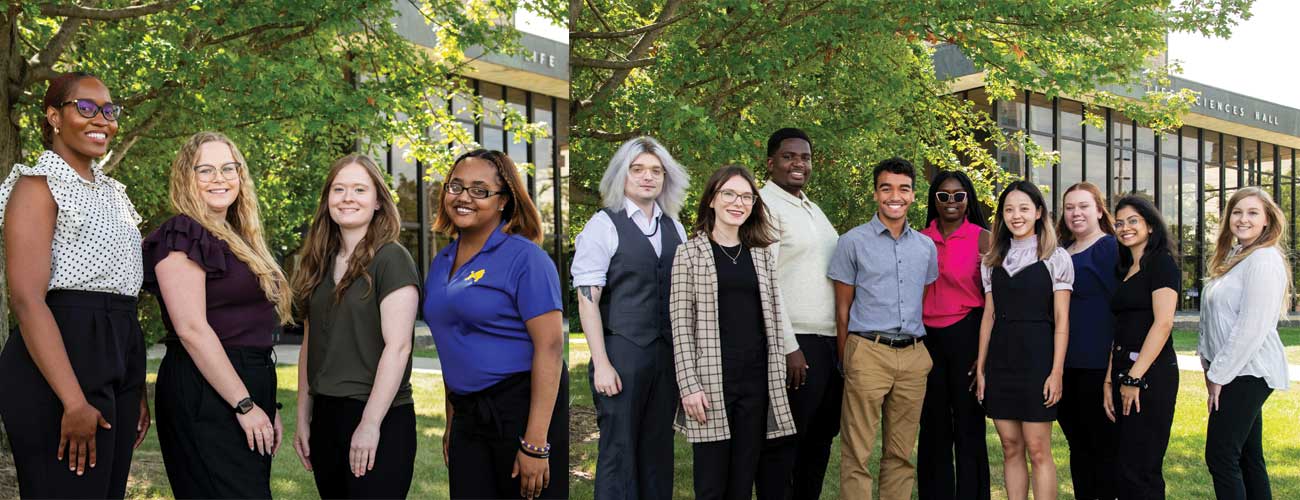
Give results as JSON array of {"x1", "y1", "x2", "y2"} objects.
[{"x1": 828, "y1": 214, "x2": 938, "y2": 337}]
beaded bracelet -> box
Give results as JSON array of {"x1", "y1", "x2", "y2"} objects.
[{"x1": 519, "y1": 437, "x2": 551, "y2": 459}]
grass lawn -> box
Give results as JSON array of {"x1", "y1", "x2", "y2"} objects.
[
  {"x1": 412, "y1": 346, "x2": 440, "y2": 359},
  {"x1": 568, "y1": 344, "x2": 1300, "y2": 500},
  {"x1": 124, "y1": 359, "x2": 449, "y2": 499},
  {"x1": 1172, "y1": 327, "x2": 1300, "y2": 365}
]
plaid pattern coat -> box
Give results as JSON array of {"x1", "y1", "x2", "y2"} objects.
[{"x1": 669, "y1": 233, "x2": 797, "y2": 443}]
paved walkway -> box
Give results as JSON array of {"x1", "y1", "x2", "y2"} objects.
[{"x1": 147, "y1": 344, "x2": 443, "y2": 374}]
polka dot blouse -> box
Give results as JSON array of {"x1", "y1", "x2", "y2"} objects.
[{"x1": 0, "y1": 150, "x2": 143, "y2": 296}]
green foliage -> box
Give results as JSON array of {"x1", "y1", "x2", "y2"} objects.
[{"x1": 571, "y1": 0, "x2": 1252, "y2": 234}]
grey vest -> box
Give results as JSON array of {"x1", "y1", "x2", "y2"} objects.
[{"x1": 597, "y1": 207, "x2": 682, "y2": 347}]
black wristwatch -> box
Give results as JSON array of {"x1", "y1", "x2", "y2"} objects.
[
  {"x1": 1117, "y1": 372, "x2": 1148, "y2": 390},
  {"x1": 233, "y1": 397, "x2": 255, "y2": 415}
]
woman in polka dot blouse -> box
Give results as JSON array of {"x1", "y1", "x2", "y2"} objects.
[{"x1": 0, "y1": 72, "x2": 149, "y2": 499}]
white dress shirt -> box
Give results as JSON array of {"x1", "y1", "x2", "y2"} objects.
[
  {"x1": 571, "y1": 198, "x2": 688, "y2": 287},
  {"x1": 1199, "y1": 246, "x2": 1291, "y2": 390}
]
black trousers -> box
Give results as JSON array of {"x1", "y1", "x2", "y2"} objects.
[
  {"x1": 692, "y1": 380, "x2": 795, "y2": 500},
  {"x1": 1057, "y1": 367, "x2": 1118, "y2": 500},
  {"x1": 917, "y1": 309, "x2": 990, "y2": 500},
  {"x1": 590, "y1": 335, "x2": 676, "y2": 500},
  {"x1": 155, "y1": 342, "x2": 277, "y2": 499},
  {"x1": 0, "y1": 290, "x2": 145, "y2": 499},
  {"x1": 782, "y1": 334, "x2": 843, "y2": 500},
  {"x1": 309, "y1": 395, "x2": 417, "y2": 499},
  {"x1": 1206, "y1": 375, "x2": 1274, "y2": 500},
  {"x1": 1112, "y1": 354, "x2": 1178, "y2": 500},
  {"x1": 447, "y1": 367, "x2": 569, "y2": 499}
]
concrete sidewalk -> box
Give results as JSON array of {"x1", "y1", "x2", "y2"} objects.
[{"x1": 146, "y1": 343, "x2": 442, "y2": 374}]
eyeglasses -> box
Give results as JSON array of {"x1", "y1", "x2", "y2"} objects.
[
  {"x1": 935, "y1": 191, "x2": 968, "y2": 203},
  {"x1": 1114, "y1": 216, "x2": 1143, "y2": 230},
  {"x1": 194, "y1": 162, "x2": 241, "y2": 183},
  {"x1": 629, "y1": 165, "x2": 664, "y2": 178},
  {"x1": 717, "y1": 189, "x2": 757, "y2": 206},
  {"x1": 445, "y1": 182, "x2": 507, "y2": 199},
  {"x1": 59, "y1": 99, "x2": 123, "y2": 121}
]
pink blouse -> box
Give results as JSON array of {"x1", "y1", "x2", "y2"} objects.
[{"x1": 921, "y1": 220, "x2": 985, "y2": 328}]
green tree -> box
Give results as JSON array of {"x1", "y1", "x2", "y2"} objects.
[{"x1": 570, "y1": 0, "x2": 1252, "y2": 234}]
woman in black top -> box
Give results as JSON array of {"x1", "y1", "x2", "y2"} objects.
[{"x1": 1104, "y1": 195, "x2": 1180, "y2": 500}]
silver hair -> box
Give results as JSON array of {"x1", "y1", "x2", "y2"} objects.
[{"x1": 599, "y1": 136, "x2": 689, "y2": 218}]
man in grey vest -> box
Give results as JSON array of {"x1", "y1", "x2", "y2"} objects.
[{"x1": 572, "y1": 136, "x2": 689, "y2": 500}]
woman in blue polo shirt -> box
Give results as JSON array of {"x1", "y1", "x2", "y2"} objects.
[{"x1": 424, "y1": 149, "x2": 567, "y2": 500}]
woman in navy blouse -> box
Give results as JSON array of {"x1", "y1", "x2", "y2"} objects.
[
  {"x1": 424, "y1": 149, "x2": 566, "y2": 499},
  {"x1": 1054, "y1": 182, "x2": 1119, "y2": 500}
]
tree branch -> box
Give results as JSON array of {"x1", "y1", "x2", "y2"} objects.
[
  {"x1": 571, "y1": 9, "x2": 692, "y2": 40},
  {"x1": 200, "y1": 22, "x2": 304, "y2": 48},
  {"x1": 102, "y1": 106, "x2": 164, "y2": 173},
  {"x1": 23, "y1": 0, "x2": 101, "y2": 89},
  {"x1": 571, "y1": 55, "x2": 656, "y2": 70},
  {"x1": 574, "y1": 0, "x2": 684, "y2": 119},
  {"x1": 576, "y1": 128, "x2": 641, "y2": 142},
  {"x1": 38, "y1": 0, "x2": 182, "y2": 20}
]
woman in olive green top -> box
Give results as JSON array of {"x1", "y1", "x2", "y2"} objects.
[{"x1": 290, "y1": 154, "x2": 421, "y2": 498}]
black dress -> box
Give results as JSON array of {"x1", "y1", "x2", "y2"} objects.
[
  {"x1": 1110, "y1": 252, "x2": 1181, "y2": 500},
  {"x1": 984, "y1": 261, "x2": 1057, "y2": 422}
]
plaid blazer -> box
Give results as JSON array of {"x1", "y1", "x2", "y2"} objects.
[{"x1": 669, "y1": 233, "x2": 797, "y2": 443}]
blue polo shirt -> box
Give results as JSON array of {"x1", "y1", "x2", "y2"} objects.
[{"x1": 423, "y1": 224, "x2": 562, "y2": 395}]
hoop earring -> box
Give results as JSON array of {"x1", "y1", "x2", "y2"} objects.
[{"x1": 53, "y1": 126, "x2": 60, "y2": 135}]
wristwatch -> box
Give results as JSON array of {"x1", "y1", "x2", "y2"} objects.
[{"x1": 233, "y1": 397, "x2": 255, "y2": 414}]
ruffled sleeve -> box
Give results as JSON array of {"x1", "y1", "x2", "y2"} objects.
[
  {"x1": 0, "y1": 151, "x2": 84, "y2": 235},
  {"x1": 142, "y1": 214, "x2": 229, "y2": 287}
]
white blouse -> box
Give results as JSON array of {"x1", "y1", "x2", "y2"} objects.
[
  {"x1": 981, "y1": 234, "x2": 1074, "y2": 293},
  {"x1": 0, "y1": 151, "x2": 143, "y2": 297},
  {"x1": 1199, "y1": 246, "x2": 1290, "y2": 390}
]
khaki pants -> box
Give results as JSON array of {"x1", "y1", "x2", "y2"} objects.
[{"x1": 839, "y1": 334, "x2": 932, "y2": 500}]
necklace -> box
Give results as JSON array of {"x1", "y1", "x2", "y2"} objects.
[
  {"x1": 717, "y1": 241, "x2": 744, "y2": 264},
  {"x1": 640, "y1": 215, "x2": 660, "y2": 238}
]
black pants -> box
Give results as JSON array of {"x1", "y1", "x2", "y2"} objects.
[
  {"x1": 692, "y1": 380, "x2": 794, "y2": 500},
  {"x1": 1057, "y1": 367, "x2": 1118, "y2": 500},
  {"x1": 782, "y1": 334, "x2": 843, "y2": 500},
  {"x1": 1112, "y1": 353, "x2": 1178, "y2": 500},
  {"x1": 1206, "y1": 376, "x2": 1274, "y2": 500},
  {"x1": 591, "y1": 335, "x2": 676, "y2": 500},
  {"x1": 917, "y1": 309, "x2": 990, "y2": 500},
  {"x1": 447, "y1": 367, "x2": 569, "y2": 499},
  {"x1": 309, "y1": 395, "x2": 417, "y2": 498},
  {"x1": 155, "y1": 342, "x2": 277, "y2": 499},
  {"x1": 0, "y1": 290, "x2": 145, "y2": 499}
]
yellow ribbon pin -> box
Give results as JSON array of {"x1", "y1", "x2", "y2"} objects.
[{"x1": 464, "y1": 269, "x2": 486, "y2": 283}]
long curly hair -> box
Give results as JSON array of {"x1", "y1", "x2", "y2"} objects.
[
  {"x1": 289, "y1": 154, "x2": 401, "y2": 319},
  {"x1": 168, "y1": 132, "x2": 292, "y2": 323}
]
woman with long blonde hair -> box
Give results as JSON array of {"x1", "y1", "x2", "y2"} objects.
[
  {"x1": 289, "y1": 154, "x2": 420, "y2": 498},
  {"x1": 1199, "y1": 187, "x2": 1291, "y2": 499},
  {"x1": 144, "y1": 131, "x2": 292, "y2": 498}
]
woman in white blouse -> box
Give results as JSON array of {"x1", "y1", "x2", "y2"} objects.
[{"x1": 1199, "y1": 186, "x2": 1291, "y2": 500}]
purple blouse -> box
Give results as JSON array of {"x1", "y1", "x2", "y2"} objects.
[{"x1": 142, "y1": 214, "x2": 277, "y2": 348}]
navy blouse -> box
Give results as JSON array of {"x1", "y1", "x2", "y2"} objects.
[{"x1": 1066, "y1": 234, "x2": 1119, "y2": 369}]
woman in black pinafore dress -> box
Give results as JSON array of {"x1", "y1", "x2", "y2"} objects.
[{"x1": 976, "y1": 181, "x2": 1074, "y2": 500}]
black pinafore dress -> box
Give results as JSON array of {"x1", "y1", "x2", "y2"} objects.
[{"x1": 984, "y1": 260, "x2": 1057, "y2": 422}]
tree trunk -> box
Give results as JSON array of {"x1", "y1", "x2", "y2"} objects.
[{"x1": 0, "y1": 5, "x2": 19, "y2": 455}]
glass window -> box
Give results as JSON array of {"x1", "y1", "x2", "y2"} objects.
[
  {"x1": 1086, "y1": 143, "x2": 1107, "y2": 194},
  {"x1": 1181, "y1": 127, "x2": 1199, "y2": 161},
  {"x1": 1161, "y1": 155, "x2": 1178, "y2": 224},
  {"x1": 1242, "y1": 139, "x2": 1259, "y2": 187},
  {"x1": 1160, "y1": 130, "x2": 1178, "y2": 156},
  {"x1": 997, "y1": 92, "x2": 1025, "y2": 130},
  {"x1": 1223, "y1": 135, "x2": 1239, "y2": 191},
  {"x1": 1029, "y1": 93, "x2": 1053, "y2": 135},
  {"x1": 998, "y1": 142, "x2": 1024, "y2": 178},
  {"x1": 1112, "y1": 114, "x2": 1134, "y2": 150},
  {"x1": 1060, "y1": 140, "x2": 1082, "y2": 192},
  {"x1": 1113, "y1": 148, "x2": 1133, "y2": 196},
  {"x1": 391, "y1": 141, "x2": 419, "y2": 224},
  {"x1": 1181, "y1": 157, "x2": 1199, "y2": 255},
  {"x1": 1203, "y1": 132, "x2": 1223, "y2": 274},
  {"x1": 1030, "y1": 134, "x2": 1054, "y2": 212},
  {"x1": 507, "y1": 88, "x2": 530, "y2": 163},
  {"x1": 1135, "y1": 152, "x2": 1155, "y2": 199},
  {"x1": 1137, "y1": 123, "x2": 1155, "y2": 152},
  {"x1": 968, "y1": 87, "x2": 993, "y2": 121},
  {"x1": 1060, "y1": 99, "x2": 1083, "y2": 140},
  {"x1": 533, "y1": 94, "x2": 555, "y2": 239},
  {"x1": 480, "y1": 82, "x2": 504, "y2": 152},
  {"x1": 1083, "y1": 107, "x2": 1106, "y2": 143},
  {"x1": 1261, "y1": 142, "x2": 1275, "y2": 191}
]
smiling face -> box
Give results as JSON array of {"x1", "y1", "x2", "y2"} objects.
[
  {"x1": 1062, "y1": 189, "x2": 1103, "y2": 239},
  {"x1": 1114, "y1": 206, "x2": 1151, "y2": 249},
  {"x1": 47, "y1": 78, "x2": 117, "y2": 160},
  {"x1": 328, "y1": 163, "x2": 379, "y2": 231},
  {"x1": 443, "y1": 157, "x2": 508, "y2": 233},
  {"x1": 934, "y1": 177, "x2": 967, "y2": 224},
  {"x1": 709, "y1": 175, "x2": 755, "y2": 231},
  {"x1": 874, "y1": 171, "x2": 915, "y2": 222},
  {"x1": 193, "y1": 141, "x2": 242, "y2": 217},
  {"x1": 767, "y1": 138, "x2": 812, "y2": 194},
  {"x1": 1229, "y1": 195, "x2": 1268, "y2": 246},
  {"x1": 1002, "y1": 189, "x2": 1041, "y2": 239},
  {"x1": 624, "y1": 152, "x2": 665, "y2": 206}
]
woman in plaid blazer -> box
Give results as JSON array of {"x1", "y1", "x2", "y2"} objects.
[{"x1": 670, "y1": 164, "x2": 797, "y2": 500}]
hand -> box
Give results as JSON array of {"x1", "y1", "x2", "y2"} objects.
[
  {"x1": 1206, "y1": 377, "x2": 1223, "y2": 412},
  {"x1": 350, "y1": 421, "x2": 380, "y2": 477},
  {"x1": 682, "y1": 391, "x2": 710, "y2": 424},
  {"x1": 293, "y1": 416, "x2": 313, "y2": 471},
  {"x1": 512, "y1": 450, "x2": 550, "y2": 499},
  {"x1": 58, "y1": 402, "x2": 111, "y2": 476},
  {"x1": 1103, "y1": 382, "x2": 1116, "y2": 422},
  {"x1": 975, "y1": 370, "x2": 986, "y2": 402},
  {"x1": 592, "y1": 362, "x2": 622, "y2": 398},
  {"x1": 235, "y1": 404, "x2": 275, "y2": 456},
  {"x1": 272, "y1": 411, "x2": 284, "y2": 456},
  {"x1": 1043, "y1": 371, "x2": 1063, "y2": 407},
  {"x1": 133, "y1": 391, "x2": 151, "y2": 449},
  {"x1": 1121, "y1": 384, "x2": 1142, "y2": 415},
  {"x1": 786, "y1": 349, "x2": 809, "y2": 389}
]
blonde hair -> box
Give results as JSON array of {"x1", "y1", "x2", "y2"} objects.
[
  {"x1": 1208, "y1": 187, "x2": 1292, "y2": 291},
  {"x1": 168, "y1": 131, "x2": 292, "y2": 323}
]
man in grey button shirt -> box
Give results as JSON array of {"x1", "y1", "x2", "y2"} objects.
[{"x1": 829, "y1": 157, "x2": 938, "y2": 500}]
